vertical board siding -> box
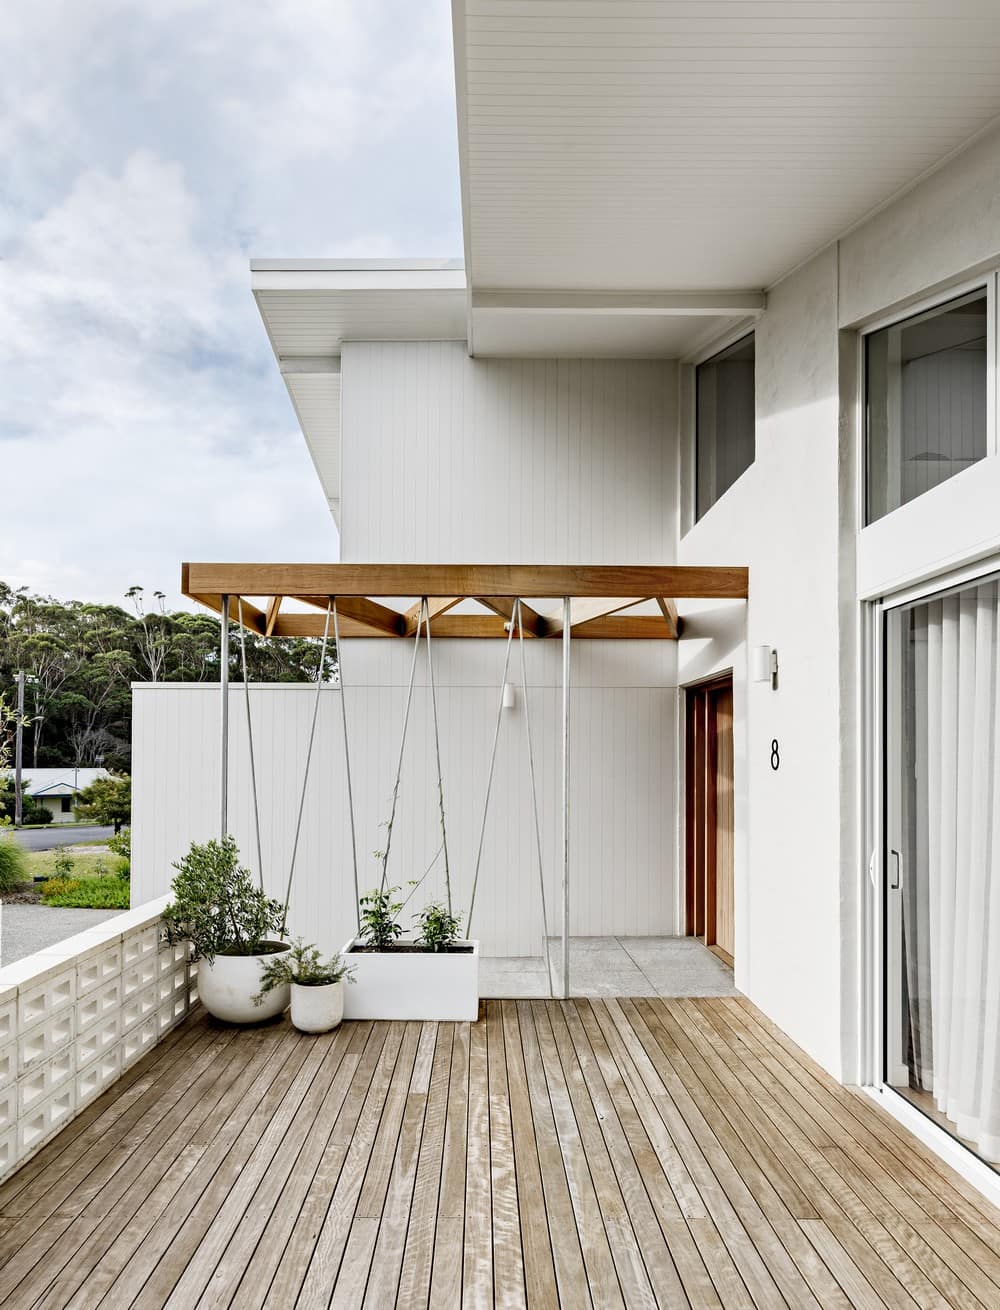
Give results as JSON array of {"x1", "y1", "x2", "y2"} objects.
[
  {"x1": 132, "y1": 640, "x2": 677, "y2": 957},
  {"x1": 340, "y1": 342, "x2": 676, "y2": 565}
]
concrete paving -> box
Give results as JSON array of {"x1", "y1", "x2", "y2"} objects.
[
  {"x1": 0, "y1": 904, "x2": 125, "y2": 966},
  {"x1": 479, "y1": 935, "x2": 737, "y2": 999}
]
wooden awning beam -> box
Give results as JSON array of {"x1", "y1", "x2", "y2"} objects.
[{"x1": 182, "y1": 562, "x2": 748, "y2": 601}]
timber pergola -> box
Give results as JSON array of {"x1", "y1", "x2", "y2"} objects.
[{"x1": 181, "y1": 563, "x2": 749, "y2": 639}]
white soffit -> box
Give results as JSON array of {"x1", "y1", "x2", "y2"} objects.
[{"x1": 454, "y1": 0, "x2": 1000, "y2": 295}]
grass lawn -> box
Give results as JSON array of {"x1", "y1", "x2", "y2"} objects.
[{"x1": 24, "y1": 848, "x2": 128, "y2": 880}]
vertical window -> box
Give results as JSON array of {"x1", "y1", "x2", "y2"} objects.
[
  {"x1": 61, "y1": 796, "x2": 72, "y2": 813},
  {"x1": 884, "y1": 576, "x2": 1000, "y2": 1169},
  {"x1": 696, "y1": 333, "x2": 755, "y2": 520},
  {"x1": 866, "y1": 289, "x2": 987, "y2": 524}
]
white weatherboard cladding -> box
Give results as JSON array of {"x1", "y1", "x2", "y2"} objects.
[
  {"x1": 132, "y1": 645, "x2": 678, "y2": 959},
  {"x1": 284, "y1": 371, "x2": 341, "y2": 522},
  {"x1": 678, "y1": 247, "x2": 848, "y2": 1079},
  {"x1": 340, "y1": 342, "x2": 676, "y2": 564}
]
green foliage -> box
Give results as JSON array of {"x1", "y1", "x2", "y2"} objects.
[
  {"x1": 359, "y1": 886, "x2": 404, "y2": 950},
  {"x1": 0, "y1": 776, "x2": 50, "y2": 825},
  {"x1": 53, "y1": 849, "x2": 75, "y2": 878},
  {"x1": 253, "y1": 938, "x2": 355, "y2": 1004},
  {"x1": 0, "y1": 580, "x2": 339, "y2": 772},
  {"x1": 108, "y1": 827, "x2": 130, "y2": 860},
  {"x1": 415, "y1": 902, "x2": 462, "y2": 952},
  {"x1": 73, "y1": 774, "x2": 131, "y2": 831},
  {"x1": 162, "y1": 836, "x2": 285, "y2": 963},
  {"x1": 41, "y1": 874, "x2": 130, "y2": 908},
  {"x1": 0, "y1": 835, "x2": 29, "y2": 894}
]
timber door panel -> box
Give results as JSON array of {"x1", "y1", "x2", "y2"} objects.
[{"x1": 686, "y1": 676, "x2": 735, "y2": 965}]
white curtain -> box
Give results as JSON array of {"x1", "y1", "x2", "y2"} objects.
[{"x1": 903, "y1": 581, "x2": 1000, "y2": 1161}]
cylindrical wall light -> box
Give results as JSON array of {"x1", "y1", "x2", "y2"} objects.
[
  {"x1": 751, "y1": 645, "x2": 779, "y2": 689},
  {"x1": 502, "y1": 681, "x2": 517, "y2": 710}
]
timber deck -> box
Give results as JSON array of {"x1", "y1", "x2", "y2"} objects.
[{"x1": 1, "y1": 997, "x2": 999, "y2": 1308}]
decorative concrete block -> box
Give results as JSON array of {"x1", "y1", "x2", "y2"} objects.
[
  {"x1": 76, "y1": 1047, "x2": 122, "y2": 1108},
  {"x1": 122, "y1": 1016, "x2": 158, "y2": 1068},
  {"x1": 0, "y1": 1082, "x2": 14, "y2": 1135},
  {"x1": 123, "y1": 925, "x2": 159, "y2": 967},
  {"x1": 123, "y1": 983, "x2": 159, "y2": 1035},
  {"x1": 17, "y1": 1084, "x2": 74, "y2": 1155},
  {"x1": 0, "y1": 1041, "x2": 15, "y2": 1090},
  {"x1": 77, "y1": 1012, "x2": 122, "y2": 1068},
  {"x1": 157, "y1": 942, "x2": 187, "y2": 977},
  {"x1": 157, "y1": 992, "x2": 188, "y2": 1034},
  {"x1": 18, "y1": 968, "x2": 75, "y2": 1031},
  {"x1": 77, "y1": 943, "x2": 123, "y2": 997},
  {"x1": 17, "y1": 1047, "x2": 74, "y2": 1117},
  {"x1": 18, "y1": 1007, "x2": 74, "y2": 1074},
  {"x1": 0, "y1": 990, "x2": 15, "y2": 1045},
  {"x1": 122, "y1": 956, "x2": 157, "y2": 1000},
  {"x1": 76, "y1": 977, "x2": 123, "y2": 1035},
  {"x1": 0, "y1": 1127, "x2": 15, "y2": 1176}
]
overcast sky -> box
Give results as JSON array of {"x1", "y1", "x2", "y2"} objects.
[{"x1": 0, "y1": 1, "x2": 461, "y2": 609}]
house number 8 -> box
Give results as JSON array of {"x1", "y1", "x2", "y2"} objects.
[{"x1": 770, "y1": 739, "x2": 780, "y2": 771}]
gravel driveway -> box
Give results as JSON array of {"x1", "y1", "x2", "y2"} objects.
[{"x1": 0, "y1": 903, "x2": 125, "y2": 966}]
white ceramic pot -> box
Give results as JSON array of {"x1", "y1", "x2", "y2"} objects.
[
  {"x1": 290, "y1": 979, "x2": 345, "y2": 1033},
  {"x1": 197, "y1": 943, "x2": 291, "y2": 1024}
]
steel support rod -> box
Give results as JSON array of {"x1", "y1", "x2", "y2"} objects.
[
  {"x1": 220, "y1": 594, "x2": 229, "y2": 839},
  {"x1": 14, "y1": 671, "x2": 25, "y2": 828},
  {"x1": 561, "y1": 595, "x2": 571, "y2": 1000}
]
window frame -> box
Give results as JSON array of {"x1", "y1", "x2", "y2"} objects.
[
  {"x1": 692, "y1": 329, "x2": 757, "y2": 524},
  {"x1": 860, "y1": 273, "x2": 997, "y2": 527}
]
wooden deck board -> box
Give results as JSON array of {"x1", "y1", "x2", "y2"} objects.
[{"x1": 2, "y1": 997, "x2": 999, "y2": 1308}]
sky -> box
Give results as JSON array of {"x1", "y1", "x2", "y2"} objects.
[{"x1": 0, "y1": 0, "x2": 462, "y2": 609}]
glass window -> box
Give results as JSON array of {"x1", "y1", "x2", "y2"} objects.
[
  {"x1": 866, "y1": 289, "x2": 987, "y2": 524},
  {"x1": 884, "y1": 576, "x2": 1000, "y2": 1169},
  {"x1": 696, "y1": 334, "x2": 755, "y2": 520}
]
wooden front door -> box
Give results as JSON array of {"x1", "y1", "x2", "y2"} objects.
[{"x1": 685, "y1": 676, "x2": 736, "y2": 964}]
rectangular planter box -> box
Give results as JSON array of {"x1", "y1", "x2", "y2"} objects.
[{"x1": 341, "y1": 939, "x2": 479, "y2": 1022}]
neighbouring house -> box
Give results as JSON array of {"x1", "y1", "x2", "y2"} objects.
[
  {"x1": 111, "y1": 7, "x2": 1000, "y2": 1210},
  {"x1": 4, "y1": 767, "x2": 110, "y2": 824}
]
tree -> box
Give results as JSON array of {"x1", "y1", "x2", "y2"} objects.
[{"x1": 73, "y1": 774, "x2": 131, "y2": 832}]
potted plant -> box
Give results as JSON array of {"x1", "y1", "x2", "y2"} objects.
[
  {"x1": 342, "y1": 888, "x2": 479, "y2": 1021},
  {"x1": 163, "y1": 836, "x2": 290, "y2": 1023},
  {"x1": 253, "y1": 938, "x2": 355, "y2": 1033}
]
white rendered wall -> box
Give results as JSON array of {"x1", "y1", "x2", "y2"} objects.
[
  {"x1": 339, "y1": 343, "x2": 676, "y2": 564},
  {"x1": 678, "y1": 247, "x2": 848, "y2": 1079},
  {"x1": 132, "y1": 642, "x2": 678, "y2": 959}
]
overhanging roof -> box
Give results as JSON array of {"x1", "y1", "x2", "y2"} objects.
[{"x1": 182, "y1": 562, "x2": 749, "y2": 639}]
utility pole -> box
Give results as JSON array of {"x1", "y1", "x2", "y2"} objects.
[{"x1": 14, "y1": 671, "x2": 25, "y2": 827}]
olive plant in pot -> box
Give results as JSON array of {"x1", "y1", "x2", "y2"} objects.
[
  {"x1": 163, "y1": 836, "x2": 289, "y2": 1023},
  {"x1": 254, "y1": 938, "x2": 355, "y2": 1033}
]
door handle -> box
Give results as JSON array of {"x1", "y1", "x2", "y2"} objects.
[{"x1": 890, "y1": 849, "x2": 901, "y2": 891}]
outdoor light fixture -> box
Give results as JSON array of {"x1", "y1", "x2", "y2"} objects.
[
  {"x1": 502, "y1": 681, "x2": 516, "y2": 710},
  {"x1": 751, "y1": 645, "x2": 779, "y2": 689}
]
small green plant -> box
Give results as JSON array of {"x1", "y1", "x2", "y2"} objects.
[
  {"x1": 416, "y1": 902, "x2": 462, "y2": 952},
  {"x1": 108, "y1": 827, "x2": 131, "y2": 876},
  {"x1": 42, "y1": 874, "x2": 130, "y2": 908},
  {"x1": 253, "y1": 938, "x2": 355, "y2": 1005},
  {"x1": 0, "y1": 835, "x2": 30, "y2": 894},
  {"x1": 162, "y1": 836, "x2": 285, "y2": 963},
  {"x1": 359, "y1": 886, "x2": 404, "y2": 949},
  {"x1": 53, "y1": 849, "x2": 75, "y2": 878}
]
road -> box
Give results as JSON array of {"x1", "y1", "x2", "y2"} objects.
[{"x1": 11, "y1": 824, "x2": 115, "y2": 850}]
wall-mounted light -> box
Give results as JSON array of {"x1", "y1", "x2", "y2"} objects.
[
  {"x1": 502, "y1": 682, "x2": 517, "y2": 710},
  {"x1": 751, "y1": 645, "x2": 779, "y2": 690}
]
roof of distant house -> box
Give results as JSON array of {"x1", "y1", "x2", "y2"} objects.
[{"x1": 1, "y1": 767, "x2": 111, "y2": 797}]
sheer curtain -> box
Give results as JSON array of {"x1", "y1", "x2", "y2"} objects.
[{"x1": 902, "y1": 580, "x2": 1000, "y2": 1162}]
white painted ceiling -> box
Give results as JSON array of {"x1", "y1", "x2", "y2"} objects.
[{"x1": 455, "y1": 0, "x2": 1000, "y2": 294}]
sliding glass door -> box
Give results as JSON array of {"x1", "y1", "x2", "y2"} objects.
[{"x1": 883, "y1": 576, "x2": 1000, "y2": 1166}]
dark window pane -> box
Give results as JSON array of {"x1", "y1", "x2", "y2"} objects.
[
  {"x1": 696, "y1": 334, "x2": 755, "y2": 520},
  {"x1": 866, "y1": 290, "x2": 987, "y2": 524}
]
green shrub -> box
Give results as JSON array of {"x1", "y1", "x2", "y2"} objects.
[
  {"x1": 108, "y1": 827, "x2": 130, "y2": 877},
  {"x1": 415, "y1": 902, "x2": 462, "y2": 952},
  {"x1": 53, "y1": 849, "x2": 75, "y2": 878},
  {"x1": 359, "y1": 886, "x2": 404, "y2": 949},
  {"x1": 0, "y1": 836, "x2": 29, "y2": 894},
  {"x1": 253, "y1": 938, "x2": 355, "y2": 1006},
  {"x1": 42, "y1": 874, "x2": 130, "y2": 909},
  {"x1": 162, "y1": 836, "x2": 284, "y2": 962},
  {"x1": 40, "y1": 876, "x2": 83, "y2": 899}
]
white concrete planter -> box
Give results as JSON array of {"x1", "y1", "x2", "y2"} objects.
[
  {"x1": 290, "y1": 980, "x2": 345, "y2": 1033},
  {"x1": 198, "y1": 944, "x2": 291, "y2": 1024},
  {"x1": 341, "y1": 939, "x2": 480, "y2": 1021}
]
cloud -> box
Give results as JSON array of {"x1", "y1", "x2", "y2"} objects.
[{"x1": 0, "y1": 1, "x2": 462, "y2": 608}]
